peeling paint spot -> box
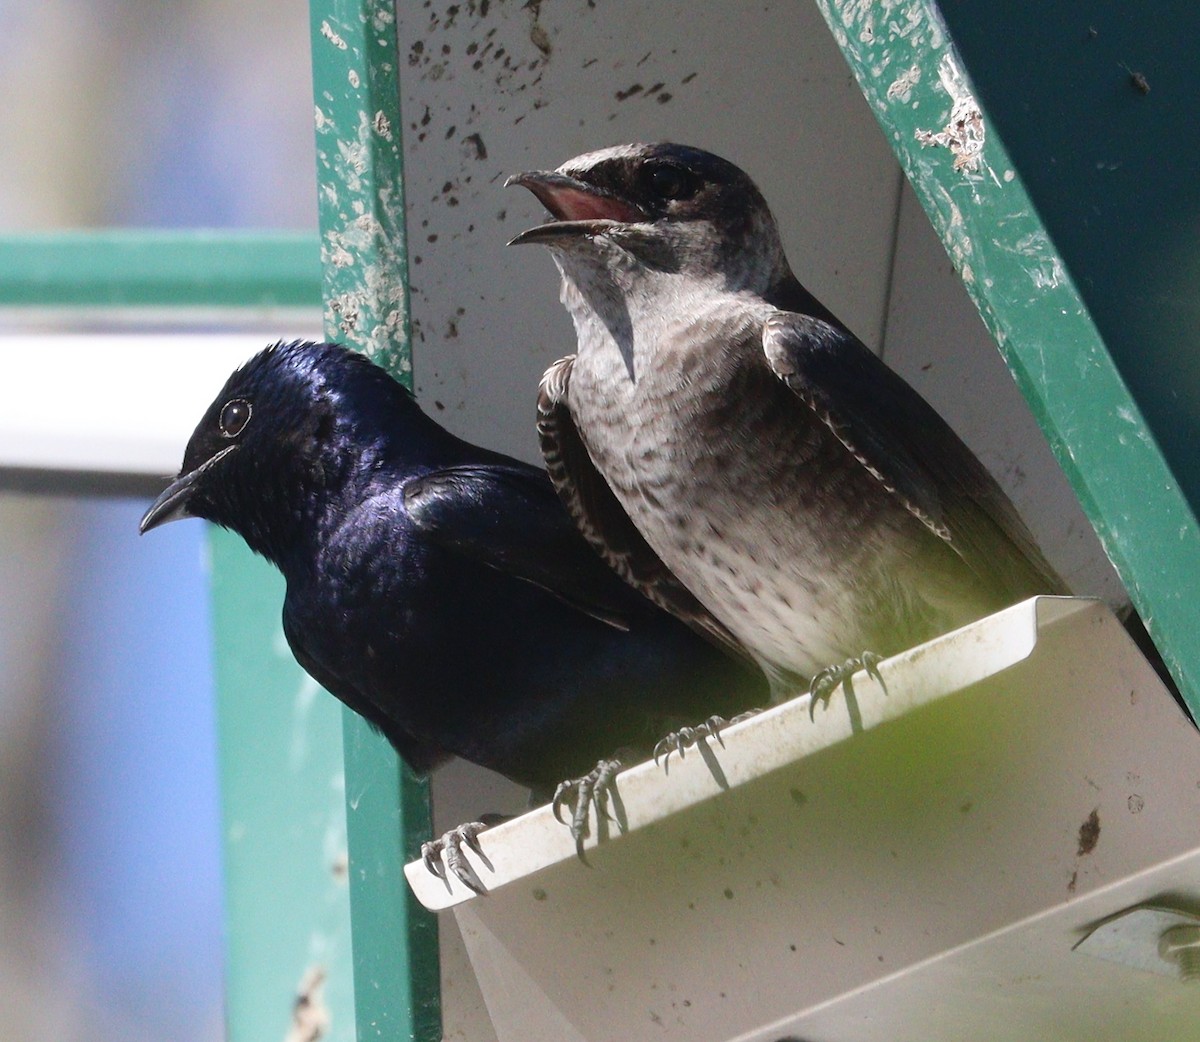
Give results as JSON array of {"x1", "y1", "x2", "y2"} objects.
[
  {"x1": 320, "y1": 20, "x2": 348, "y2": 50},
  {"x1": 1030, "y1": 256, "x2": 1065, "y2": 290},
  {"x1": 886, "y1": 64, "x2": 920, "y2": 102},
  {"x1": 348, "y1": 69, "x2": 360, "y2": 88},
  {"x1": 372, "y1": 110, "x2": 394, "y2": 141},
  {"x1": 285, "y1": 966, "x2": 330, "y2": 1042},
  {"x1": 914, "y1": 51, "x2": 985, "y2": 172}
]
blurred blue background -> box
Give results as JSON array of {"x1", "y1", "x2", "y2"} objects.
[
  {"x1": 0, "y1": 2, "x2": 316, "y2": 1038},
  {"x1": 50, "y1": 503, "x2": 221, "y2": 1041}
]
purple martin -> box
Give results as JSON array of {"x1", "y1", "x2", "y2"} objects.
[
  {"x1": 508, "y1": 142, "x2": 1071, "y2": 706},
  {"x1": 139, "y1": 341, "x2": 766, "y2": 890}
]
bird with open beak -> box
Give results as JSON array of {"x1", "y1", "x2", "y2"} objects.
[{"x1": 508, "y1": 142, "x2": 1069, "y2": 712}]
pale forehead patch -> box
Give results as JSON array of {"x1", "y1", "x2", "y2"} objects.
[{"x1": 557, "y1": 142, "x2": 652, "y2": 176}]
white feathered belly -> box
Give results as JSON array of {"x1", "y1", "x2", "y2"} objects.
[{"x1": 573, "y1": 355, "x2": 921, "y2": 680}]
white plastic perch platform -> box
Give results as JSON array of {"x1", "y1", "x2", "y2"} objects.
[{"x1": 405, "y1": 597, "x2": 1200, "y2": 1041}]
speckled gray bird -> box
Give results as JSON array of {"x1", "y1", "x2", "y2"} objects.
[{"x1": 509, "y1": 142, "x2": 1068, "y2": 705}]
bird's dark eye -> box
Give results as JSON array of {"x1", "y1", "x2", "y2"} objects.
[
  {"x1": 643, "y1": 163, "x2": 699, "y2": 202},
  {"x1": 219, "y1": 399, "x2": 252, "y2": 438}
]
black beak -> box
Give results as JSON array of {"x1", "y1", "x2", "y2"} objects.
[
  {"x1": 505, "y1": 170, "x2": 646, "y2": 246},
  {"x1": 138, "y1": 444, "x2": 236, "y2": 534}
]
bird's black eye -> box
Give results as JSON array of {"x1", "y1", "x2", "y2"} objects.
[
  {"x1": 643, "y1": 163, "x2": 699, "y2": 202},
  {"x1": 219, "y1": 399, "x2": 252, "y2": 438}
]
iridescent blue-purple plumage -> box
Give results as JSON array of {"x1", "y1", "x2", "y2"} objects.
[{"x1": 140, "y1": 341, "x2": 765, "y2": 794}]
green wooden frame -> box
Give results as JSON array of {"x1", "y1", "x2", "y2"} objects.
[
  {"x1": 0, "y1": 231, "x2": 318, "y2": 309},
  {"x1": 817, "y1": 0, "x2": 1199, "y2": 716},
  {"x1": 214, "y1": 1, "x2": 440, "y2": 1039}
]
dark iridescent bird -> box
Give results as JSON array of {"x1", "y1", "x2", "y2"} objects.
[
  {"x1": 508, "y1": 142, "x2": 1071, "y2": 707},
  {"x1": 139, "y1": 341, "x2": 766, "y2": 891}
]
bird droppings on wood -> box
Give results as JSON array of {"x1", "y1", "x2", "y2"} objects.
[
  {"x1": 914, "y1": 52, "x2": 985, "y2": 172},
  {"x1": 1077, "y1": 807, "x2": 1101, "y2": 856},
  {"x1": 464, "y1": 131, "x2": 487, "y2": 159},
  {"x1": 319, "y1": 20, "x2": 347, "y2": 50}
]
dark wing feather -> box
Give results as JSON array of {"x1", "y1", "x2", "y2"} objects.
[
  {"x1": 403, "y1": 459, "x2": 642, "y2": 630},
  {"x1": 761, "y1": 312, "x2": 1068, "y2": 600},
  {"x1": 537, "y1": 355, "x2": 756, "y2": 664}
]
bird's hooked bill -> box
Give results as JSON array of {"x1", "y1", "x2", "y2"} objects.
[{"x1": 506, "y1": 170, "x2": 645, "y2": 246}]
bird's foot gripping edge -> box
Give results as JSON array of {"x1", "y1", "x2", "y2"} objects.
[
  {"x1": 653, "y1": 711, "x2": 761, "y2": 775},
  {"x1": 808, "y1": 651, "x2": 886, "y2": 723},
  {"x1": 552, "y1": 758, "x2": 625, "y2": 863},
  {"x1": 422, "y1": 820, "x2": 496, "y2": 896}
]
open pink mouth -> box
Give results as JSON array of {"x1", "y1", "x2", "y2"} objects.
[{"x1": 508, "y1": 171, "x2": 644, "y2": 224}]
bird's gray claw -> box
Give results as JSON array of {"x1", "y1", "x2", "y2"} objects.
[
  {"x1": 552, "y1": 779, "x2": 576, "y2": 825},
  {"x1": 653, "y1": 711, "x2": 761, "y2": 772},
  {"x1": 808, "y1": 666, "x2": 841, "y2": 720},
  {"x1": 807, "y1": 652, "x2": 887, "y2": 720},
  {"x1": 421, "y1": 821, "x2": 494, "y2": 896},
  {"x1": 422, "y1": 842, "x2": 448, "y2": 883},
  {"x1": 862, "y1": 651, "x2": 884, "y2": 686},
  {"x1": 552, "y1": 758, "x2": 624, "y2": 862}
]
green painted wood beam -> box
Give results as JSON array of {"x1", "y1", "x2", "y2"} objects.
[
  {"x1": 309, "y1": 1, "x2": 441, "y2": 1040},
  {"x1": 209, "y1": 2, "x2": 437, "y2": 1037},
  {"x1": 815, "y1": 0, "x2": 1200, "y2": 715},
  {"x1": 0, "y1": 231, "x2": 318, "y2": 308},
  {"x1": 210, "y1": 534, "x2": 357, "y2": 1041}
]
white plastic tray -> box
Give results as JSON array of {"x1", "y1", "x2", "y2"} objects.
[{"x1": 406, "y1": 597, "x2": 1200, "y2": 1041}]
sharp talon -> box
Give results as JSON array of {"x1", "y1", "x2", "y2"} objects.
[
  {"x1": 552, "y1": 780, "x2": 575, "y2": 825},
  {"x1": 863, "y1": 652, "x2": 886, "y2": 691},
  {"x1": 421, "y1": 821, "x2": 495, "y2": 895},
  {"x1": 554, "y1": 758, "x2": 624, "y2": 863},
  {"x1": 653, "y1": 732, "x2": 680, "y2": 767},
  {"x1": 650, "y1": 712, "x2": 758, "y2": 786},
  {"x1": 446, "y1": 843, "x2": 488, "y2": 896},
  {"x1": 460, "y1": 821, "x2": 495, "y2": 873},
  {"x1": 422, "y1": 841, "x2": 449, "y2": 885},
  {"x1": 807, "y1": 653, "x2": 883, "y2": 721},
  {"x1": 707, "y1": 716, "x2": 728, "y2": 749},
  {"x1": 571, "y1": 779, "x2": 593, "y2": 864}
]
